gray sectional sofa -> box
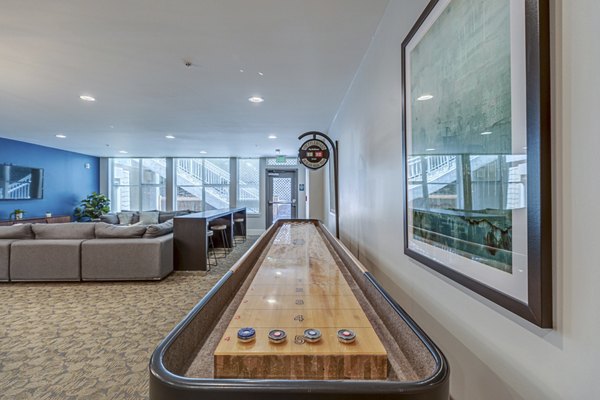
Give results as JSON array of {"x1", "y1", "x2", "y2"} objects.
[{"x1": 0, "y1": 220, "x2": 174, "y2": 282}]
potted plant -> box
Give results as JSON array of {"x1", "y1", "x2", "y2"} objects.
[
  {"x1": 10, "y1": 209, "x2": 26, "y2": 220},
  {"x1": 74, "y1": 192, "x2": 110, "y2": 222}
]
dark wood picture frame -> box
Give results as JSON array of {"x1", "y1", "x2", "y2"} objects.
[{"x1": 401, "y1": 0, "x2": 552, "y2": 328}]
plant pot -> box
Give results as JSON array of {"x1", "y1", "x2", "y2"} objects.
[
  {"x1": 45, "y1": 213, "x2": 52, "y2": 218},
  {"x1": 15, "y1": 213, "x2": 23, "y2": 220}
]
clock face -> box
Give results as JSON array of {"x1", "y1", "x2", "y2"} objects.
[{"x1": 298, "y1": 139, "x2": 330, "y2": 170}]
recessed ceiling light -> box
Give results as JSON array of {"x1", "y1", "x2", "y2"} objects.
[
  {"x1": 79, "y1": 95, "x2": 95, "y2": 102},
  {"x1": 248, "y1": 96, "x2": 264, "y2": 103},
  {"x1": 240, "y1": 69, "x2": 244, "y2": 73},
  {"x1": 426, "y1": 148, "x2": 436, "y2": 152},
  {"x1": 258, "y1": 72, "x2": 264, "y2": 76},
  {"x1": 268, "y1": 135, "x2": 277, "y2": 139},
  {"x1": 480, "y1": 131, "x2": 493, "y2": 135},
  {"x1": 55, "y1": 134, "x2": 67, "y2": 139},
  {"x1": 119, "y1": 150, "x2": 128, "y2": 154},
  {"x1": 165, "y1": 135, "x2": 176, "y2": 139},
  {"x1": 199, "y1": 150, "x2": 207, "y2": 154},
  {"x1": 417, "y1": 94, "x2": 434, "y2": 101}
]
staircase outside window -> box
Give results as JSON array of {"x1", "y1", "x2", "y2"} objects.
[{"x1": 109, "y1": 157, "x2": 261, "y2": 215}]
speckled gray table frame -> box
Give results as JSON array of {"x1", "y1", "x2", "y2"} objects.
[{"x1": 149, "y1": 220, "x2": 449, "y2": 400}]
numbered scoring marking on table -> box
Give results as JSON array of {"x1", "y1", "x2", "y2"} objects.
[{"x1": 213, "y1": 222, "x2": 387, "y2": 380}]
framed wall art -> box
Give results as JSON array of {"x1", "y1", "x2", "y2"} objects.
[{"x1": 401, "y1": 0, "x2": 551, "y2": 327}]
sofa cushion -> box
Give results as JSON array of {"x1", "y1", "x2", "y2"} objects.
[
  {"x1": 99, "y1": 213, "x2": 119, "y2": 225},
  {"x1": 81, "y1": 235, "x2": 173, "y2": 281},
  {"x1": 32, "y1": 223, "x2": 96, "y2": 239},
  {"x1": 139, "y1": 211, "x2": 159, "y2": 225},
  {"x1": 0, "y1": 239, "x2": 16, "y2": 281},
  {"x1": 95, "y1": 222, "x2": 147, "y2": 238},
  {"x1": 143, "y1": 220, "x2": 174, "y2": 238},
  {"x1": 0, "y1": 224, "x2": 34, "y2": 239},
  {"x1": 10, "y1": 239, "x2": 83, "y2": 281}
]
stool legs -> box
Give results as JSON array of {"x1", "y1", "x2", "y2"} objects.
[
  {"x1": 234, "y1": 220, "x2": 246, "y2": 245},
  {"x1": 220, "y1": 229, "x2": 230, "y2": 256},
  {"x1": 210, "y1": 224, "x2": 230, "y2": 259},
  {"x1": 208, "y1": 234, "x2": 218, "y2": 267}
]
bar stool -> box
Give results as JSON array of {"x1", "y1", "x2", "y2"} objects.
[
  {"x1": 210, "y1": 224, "x2": 229, "y2": 258},
  {"x1": 233, "y1": 217, "x2": 246, "y2": 245},
  {"x1": 207, "y1": 229, "x2": 218, "y2": 267}
]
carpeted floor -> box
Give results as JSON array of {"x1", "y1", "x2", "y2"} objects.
[{"x1": 0, "y1": 237, "x2": 257, "y2": 400}]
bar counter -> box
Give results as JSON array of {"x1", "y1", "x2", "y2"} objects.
[{"x1": 173, "y1": 207, "x2": 246, "y2": 271}]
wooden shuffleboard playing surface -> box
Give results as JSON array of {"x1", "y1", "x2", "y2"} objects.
[{"x1": 214, "y1": 222, "x2": 388, "y2": 380}]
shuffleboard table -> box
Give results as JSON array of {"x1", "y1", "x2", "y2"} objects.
[{"x1": 150, "y1": 220, "x2": 449, "y2": 400}]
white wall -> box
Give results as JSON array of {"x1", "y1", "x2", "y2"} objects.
[
  {"x1": 307, "y1": 168, "x2": 325, "y2": 222},
  {"x1": 325, "y1": 0, "x2": 599, "y2": 398}
]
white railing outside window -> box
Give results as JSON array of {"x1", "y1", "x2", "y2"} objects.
[
  {"x1": 238, "y1": 158, "x2": 260, "y2": 214},
  {"x1": 175, "y1": 158, "x2": 230, "y2": 211},
  {"x1": 110, "y1": 158, "x2": 167, "y2": 212},
  {"x1": 109, "y1": 157, "x2": 263, "y2": 214}
]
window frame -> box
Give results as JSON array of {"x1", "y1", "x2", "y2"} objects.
[
  {"x1": 237, "y1": 158, "x2": 261, "y2": 215},
  {"x1": 110, "y1": 158, "x2": 167, "y2": 212}
]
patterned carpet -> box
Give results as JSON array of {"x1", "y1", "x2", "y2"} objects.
[{"x1": 0, "y1": 237, "x2": 257, "y2": 400}]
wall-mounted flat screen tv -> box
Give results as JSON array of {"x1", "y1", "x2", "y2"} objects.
[{"x1": 0, "y1": 164, "x2": 44, "y2": 200}]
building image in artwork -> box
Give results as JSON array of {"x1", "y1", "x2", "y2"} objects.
[{"x1": 406, "y1": 0, "x2": 523, "y2": 273}]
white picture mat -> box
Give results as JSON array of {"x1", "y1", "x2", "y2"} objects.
[{"x1": 405, "y1": 0, "x2": 528, "y2": 303}]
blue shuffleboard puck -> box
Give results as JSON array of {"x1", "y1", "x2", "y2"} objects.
[
  {"x1": 303, "y1": 328, "x2": 322, "y2": 343},
  {"x1": 337, "y1": 329, "x2": 356, "y2": 344},
  {"x1": 237, "y1": 327, "x2": 256, "y2": 343},
  {"x1": 268, "y1": 329, "x2": 287, "y2": 344}
]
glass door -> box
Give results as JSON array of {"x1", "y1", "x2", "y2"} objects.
[{"x1": 266, "y1": 170, "x2": 297, "y2": 226}]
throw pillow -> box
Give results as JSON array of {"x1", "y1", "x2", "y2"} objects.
[
  {"x1": 158, "y1": 211, "x2": 176, "y2": 223},
  {"x1": 94, "y1": 222, "x2": 147, "y2": 238},
  {"x1": 139, "y1": 211, "x2": 159, "y2": 225},
  {"x1": 99, "y1": 214, "x2": 119, "y2": 225},
  {"x1": 130, "y1": 212, "x2": 140, "y2": 224},
  {"x1": 117, "y1": 212, "x2": 135, "y2": 225},
  {"x1": 0, "y1": 224, "x2": 34, "y2": 239},
  {"x1": 143, "y1": 219, "x2": 174, "y2": 238}
]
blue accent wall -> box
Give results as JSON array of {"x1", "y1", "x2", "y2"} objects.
[{"x1": 0, "y1": 137, "x2": 99, "y2": 221}]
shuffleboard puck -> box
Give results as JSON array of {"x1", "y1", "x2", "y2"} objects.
[
  {"x1": 337, "y1": 329, "x2": 356, "y2": 344},
  {"x1": 303, "y1": 329, "x2": 322, "y2": 343},
  {"x1": 237, "y1": 327, "x2": 256, "y2": 343},
  {"x1": 268, "y1": 329, "x2": 287, "y2": 344}
]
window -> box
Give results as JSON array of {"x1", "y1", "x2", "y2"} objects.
[
  {"x1": 110, "y1": 158, "x2": 167, "y2": 211},
  {"x1": 175, "y1": 158, "x2": 230, "y2": 211},
  {"x1": 238, "y1": 158, "x2": 260, "y2": 214}
]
